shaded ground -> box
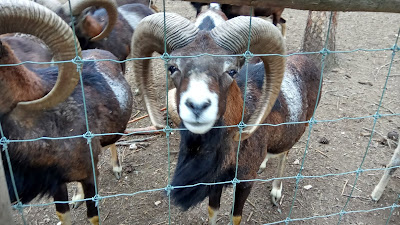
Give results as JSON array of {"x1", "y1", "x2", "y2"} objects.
[{"x1": 11, "y1": 1, "x2": 400, "y2": 224}]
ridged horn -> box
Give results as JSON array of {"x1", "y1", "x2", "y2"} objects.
[
  {"x1": 167, "y1": 88, "x2": 181, "y2": 126},
  {"x1": 210, "y1": 16, "x2": 286, "y2": 141},
  {"x1": 0, "y1": 0, "x2": 81, "y2": 111},
  {"x1": 63, "y1": 0, "x2": 118, "y2": 41},
  {"x1": 31, "y1": 0, "x2": 62, "y2": 12},
  {"x1": 131, "y1": 13, "x2": 199, "y2": 129}
]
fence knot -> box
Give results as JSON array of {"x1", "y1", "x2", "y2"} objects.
[
  {"x1": 373, "y1": 112, "x2": 382, "y2": 120},
  {"x1": 237, "y1": 122, "x2": 247, "y2": 130},
  {"x1": 0, "y1": 136, "x2": 9, "y2": 147},
  {"x1": 165, "y1": 185, "x2": 174, "y2": 196},
  {"x1": 91, "y1": 194, "x2": 101, "y2": 207},
  {"x1": 83, "y1": 131, "x2": 94, "y2": 144},
  {"x1": 355, "y1": 168, "x2": 364, "y2": 175},
  {"x1": 161, "y1": 53, "x2": 171, "y2": 62},
  {"x1": 232, "y1": 178, "x2": 240, "y2": 185},
  {"x1": 295, "y1": 173, "x2": 303, "y2": 185},
  {"x1": 243, "y1": 51, "x2": 254, "y2": 61},
  {"x1": 308, "y1": 117, "x2": 317, "y2": 126},
  {"x1": 339, "y1": 210, "x2": 347, "y2": 216},
  {"x1": 72, "y1": 56, "x2": 83, "y2": 70},
  {"x1": 163, "y1": 126, "x2": 172, "y2": 137},
  {"x1": 392, "y1": 44, "x2": 399, "y2": 52},
  {"x1": 13, "y1": 202, "x2": 23, "y2": 210},
  {"x1": 319, "y1": 48, "x2": 331, "y2": 56},
  {"x1": 284, "y1": 217, "x2": 291, "y2": 224}
]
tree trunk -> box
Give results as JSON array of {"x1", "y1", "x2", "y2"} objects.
[
  {"x1": 301, "y1": 11, "x2": 338, "y2": 70},
  {"x1": 0, "y1": 154, "x2": 15, "y2": 225}
]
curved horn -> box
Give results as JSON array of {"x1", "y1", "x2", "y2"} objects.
[
  {"x1": 210, "y1": 16, "x2": 286, "y2": 141},
  {"x1": 131, "y1": 13, "x2": 199, "y2": 129},
  {"x1": 31, "y1": 0, "x2": 62, "y2": 11},
  {"x1": 64, "y1": 0, "x2": 118, "y2": 41},
  {"x1": 0, "y1": 0, "x2": 81, "y2": 111},
  {"x1": 167, "y1": 88, "x2": 181, "y2": 126}
]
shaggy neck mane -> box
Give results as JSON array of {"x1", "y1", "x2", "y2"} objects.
[
  {"x1": 171, "y1": 119, "x2": 234, "y2": 210},
  {"x1": 0, "y1": 42, "x2": 45, "y2": 115}
]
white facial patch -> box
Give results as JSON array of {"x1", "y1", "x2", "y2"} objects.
[
  {"x1": 209, "y1": 3, "x2": 221, "y2": 10},
  {"x1": 281, "y1": 71, "x2": 302, "y2": 122},
  {"x1": 118, "y1": 8, "x2": 143, "y2": 29},
  {"x1": 179, "y1": 76, "x2": 219, "y2": 134},
  {"x1": 195, "y1": 9, "x2": 226, "y2": 28}
]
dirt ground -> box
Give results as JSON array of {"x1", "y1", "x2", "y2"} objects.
[{"x1": 11, "y1": 1, "x2": 400, "y2": 224}]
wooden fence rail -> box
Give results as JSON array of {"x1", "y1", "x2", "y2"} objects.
[{"x1": 181, "y1": 0, "x2": 400, "y2": 13}]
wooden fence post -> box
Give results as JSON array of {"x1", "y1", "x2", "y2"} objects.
[{"x1": 0, "y1": 153, "x2": 15, "y2": 225}]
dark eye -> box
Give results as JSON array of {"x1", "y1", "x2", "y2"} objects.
[
  {"x1": 228, "y1": 69, "x2": 237, "y2": 77},
  {"x1": 168, "y1": 65, "x2": 178, "y2": 74}
]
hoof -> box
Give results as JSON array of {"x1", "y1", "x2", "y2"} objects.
[
  {"x1": 371, "y1": 188, "x2": 383, "y2": 202},
  {"x1": 71, "y1": 192, "x2": 84, "y2": 209},
  {"x1": 270, "y1": 186, "x2": 282, "y2": 206},
  {"x1": 71, "y1": 201, "x2": 84, "y2": 209},
  {"x1": 113, "y1": 166, "x2": 122, "y2": 180},
  {"x1": 257, "y1": 167, "x2": 266, "y2": 174}
]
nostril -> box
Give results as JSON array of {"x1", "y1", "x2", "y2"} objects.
[
  {"x1": 202, "y1": 99, "x2": 211, "y2": 110},
  {"x1": 185, "y1": 100, "x2": 195, "y2": 110},
  {"x1": 185, "y1": 99, "x2": 212, "y2": 118}
]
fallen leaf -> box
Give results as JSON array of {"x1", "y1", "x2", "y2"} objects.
[
  {"x1": 129, "y1": 143, "x2": 138, "y2": 150},
  {"x1": 304, "y1": 185, "x2": 312, "y2": 190}
]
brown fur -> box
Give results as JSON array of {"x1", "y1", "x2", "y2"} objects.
[
  {"x1": 0, "y1": 34, "x2": 52, "y2": 69},
  {"x1": 221, "y1": 5, "x2": 285, "y2": 26},
  {"x1": 223, "y1": 80, "x2": 244, "y2": 129},
  {"x1": 82, "y1": 15, "x2": 103, "y2": 38},
  {"x1": 0, "y1": 42, "x2": 46, "y2": 114}
]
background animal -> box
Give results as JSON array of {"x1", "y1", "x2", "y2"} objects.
[
  {"x1": 371, "y1": 139, "x2": 400, "y2": 201},
  {"x1": 190, "y1": 2, "x2": 286, "y2": 37},
  {"x1": 34, "y1": 0, "x2": 154, "y2": 72},
  {"x1": 0, "y1": 1, "x2": 132, "y2": 224}
]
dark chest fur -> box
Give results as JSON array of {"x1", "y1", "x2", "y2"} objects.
[{"x1": 170, "y1": 120, "x2": 235, "y2": 210}]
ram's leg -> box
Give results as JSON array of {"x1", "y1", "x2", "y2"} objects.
[
  {"x1": 54, "y1": 183, "x2": 71, "y2": 225},
  {"x1": 71, "y1": 182, "x2": 85, "y2": 209},
  {"x1": 280, "y1": 23, "x2": 287, "y2": 38},
  {"x1": 208, "y1": 184, "x2": 223, "y2": 225},
  {"x1": 82, "y1": 177, "x2": 99, "y2": 225},
  {"x1": 279, "y1": 18, "x2": 287, "y2": 38},
  {"x1": 257, "y1": 153, "x2": 270, "y2": 174},
  {"x1": 232, "y1": 183, "x2": 252, "y2": 225},
  {"x1": 271, "y1": 151, "x2": 288, "y2": 206},
  {"x1": 371, "y1": 141, "x2": 400, "y2": 201},
  {"x1": 150, "y1": 1, "x2": 160, "y2": 13},
  {"x1": 109, "y1": 144, "x2": 122, "y2": 180}
]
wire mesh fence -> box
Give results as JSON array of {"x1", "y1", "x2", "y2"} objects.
[{"x1": 1, "y1": 0, "x2": 400, "y2": 224}]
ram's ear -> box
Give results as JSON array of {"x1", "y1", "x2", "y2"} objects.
[{"x1": 81, "y1": 15, "x2": 103, "y2": 39}]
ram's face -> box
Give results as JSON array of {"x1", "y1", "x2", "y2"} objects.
[{"x1": 167, "y1": 35, "x2": 241, "y2": 134}]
